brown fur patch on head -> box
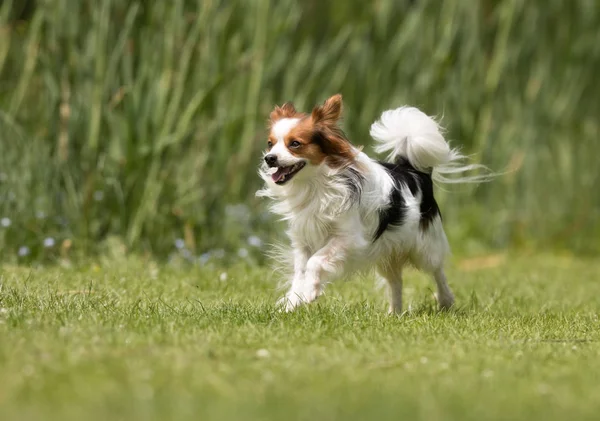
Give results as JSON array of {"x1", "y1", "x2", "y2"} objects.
[
  {"x1": 311, "y1": 94, "x2": 343, "y2": 125},
  {"x1": 282, "y1": 118, "x2": 328, "y2": 165},
  {"x1": 312, "y1": 127, "x2": 357, "y2": 168},
  {"x1": 267, "y1": 94, "x2": 357, "y2": 168},
  {"x1": 309, "y1": 94, "x2": 356, "y2": 168},
  {"x1": 269, "y1": 102, "x2": 301, "y2": 123}
]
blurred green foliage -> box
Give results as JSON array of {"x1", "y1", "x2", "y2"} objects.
[{"x1": 0, "y1": 0, "x2": 599, "y2": 262}]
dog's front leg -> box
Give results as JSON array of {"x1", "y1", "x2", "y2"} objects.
[
  {"x1": 282, "y1": 237, "x2": 348, "y2": 312},
  {"x1": 278, "y1": 246, "x2": 310, "y2": 311}
]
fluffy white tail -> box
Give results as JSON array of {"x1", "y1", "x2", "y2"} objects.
[{"x1": 370, "y1": 106, "x2": 493, "y2": 183}]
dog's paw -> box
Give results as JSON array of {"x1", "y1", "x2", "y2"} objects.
[
  {"x1": 275, "y1": 295, "x2": 296, "y2": 312},
  {"x1": 277, "y1": 288, "x2": 318, "y2": 312},
  {"x1": 436, "y1": 292, "x2": 455, "y2": 310},
  {"x1": 278, "y1": 293, "x2": 305, "y2": 312}
]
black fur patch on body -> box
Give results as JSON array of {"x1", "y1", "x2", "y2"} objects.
[
  {"x1": 373, "y1": 157, "x2": 441, "y2": 241},
  {"x1": 342, "y1": 167, "x2": 364, "y2": 205}
]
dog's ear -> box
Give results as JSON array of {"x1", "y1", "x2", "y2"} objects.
[
  {"x1": 312, "y1": 94, "x2": 343, "y2": 125},
  {"x1": 270, "y1": 102, "x2": 297, "y2": 122}
]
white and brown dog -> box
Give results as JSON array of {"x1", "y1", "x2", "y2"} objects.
[{"x1": 257, "y1": 94, "x2": 489, "y2": 312}]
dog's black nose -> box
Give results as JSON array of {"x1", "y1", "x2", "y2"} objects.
[{"x1": 264, "y1": 154, "x2": 278, "y2": 167}]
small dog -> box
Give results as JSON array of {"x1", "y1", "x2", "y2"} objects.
[{"x1": 257, "y1": 94, "x2": 488, "y2": 313}]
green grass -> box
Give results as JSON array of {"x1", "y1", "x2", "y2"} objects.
[{"x1": 1, "y1": 254, "x2": 599, "y2": 421}]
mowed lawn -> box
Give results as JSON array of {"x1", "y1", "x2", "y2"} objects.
[{"x1": 1, "y1": 254, "x2": 599, "y2": 421}]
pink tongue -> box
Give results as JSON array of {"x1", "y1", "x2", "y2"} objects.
[{"x1": 272, "y1": 167, "x2": 290, "y2": 182}]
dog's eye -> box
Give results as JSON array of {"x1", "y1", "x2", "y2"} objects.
[
  {"x1": 267, "y1": 141, "x2": 273, "y2": 148},
  {"x1": 289, "y1": 140, "x2": 301, "y2": 148}
]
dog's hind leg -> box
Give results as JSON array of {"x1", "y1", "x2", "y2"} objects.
[
  {"x1": 432, "y1": 268, "x2": 454, "y2": 309},
  {"x1": 377, "y1": 257, "x2": 405, "y2": 314},
  {"x1": 411, "y1": 216, "x2": 454, "y2": 310}
]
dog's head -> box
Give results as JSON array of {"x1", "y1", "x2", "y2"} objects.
[{"x1": 262, "y1": 94, "x2": 356, "y2": 186}]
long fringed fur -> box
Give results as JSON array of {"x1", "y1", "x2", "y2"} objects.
[{"x1": 370, "y1": 106, "x2": 494, "y2": 183}]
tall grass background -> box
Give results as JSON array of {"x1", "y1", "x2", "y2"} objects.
[{"x1": 0, "y1": 0, "x2": 598, "y2": 263}]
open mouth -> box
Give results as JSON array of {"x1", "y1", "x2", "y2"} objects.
[{"x1": 271, "y1": 162, "x2": 306, "y2": 185}]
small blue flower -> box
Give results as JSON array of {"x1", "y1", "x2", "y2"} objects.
[
  {"x1": 247, "y1": 235, "x2": 263, "y2": 248},
  {"x1": 238, "y1": 248, "x2": 249, "y2": 258},
  {"x1": 18, "y1": 246, "x2": 30, "y2": 257},
  {"x1": 93, "y1": 190, "x2": 104, "y2": 201},
  {"x1": 1, "y1": 217, "x2": 11, "y2": 227},
  {"x1": 198, "y1": 253, "x2": 211, "y2": 265},
  {"x1": 181, "y1": 248, "x2": 193, "y2": 261},
  {"x1": 174, "y1": 238, "x2": 185, "y2": 249},
  {"x1": 43, "y1": 237, "x2": 56, "y2": 248}
]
